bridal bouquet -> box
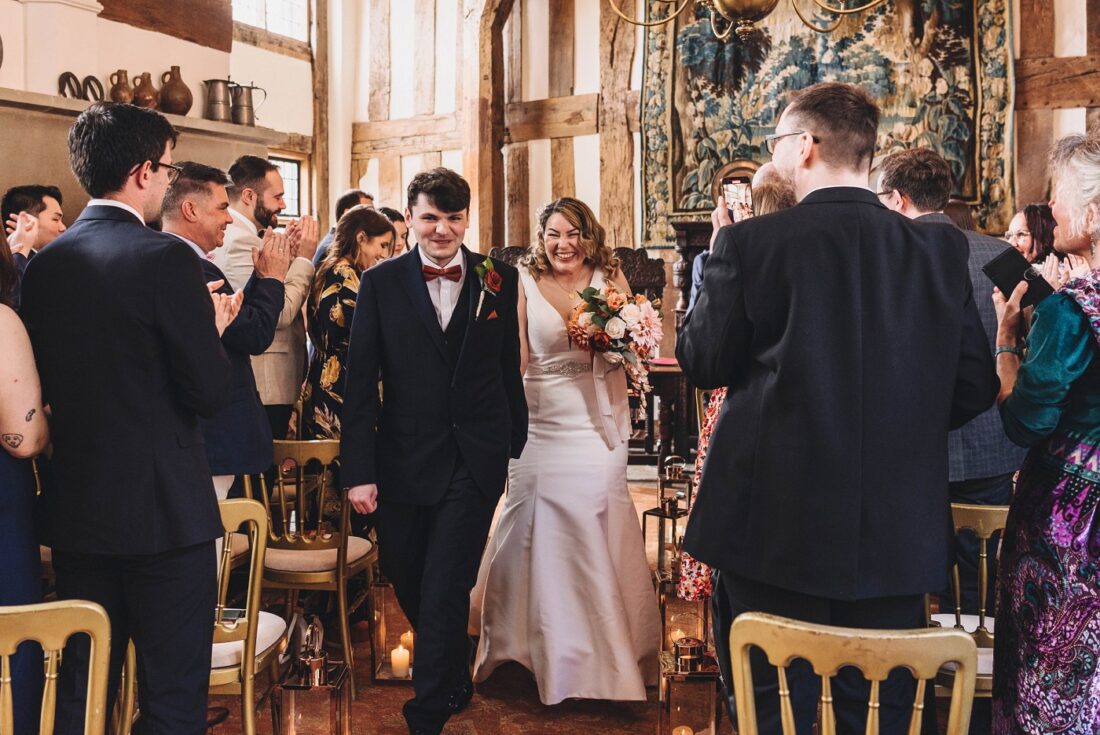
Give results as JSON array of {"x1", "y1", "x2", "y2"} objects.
[{"x1": 566, "y1": 283, "x2": 663, "y2": 399}]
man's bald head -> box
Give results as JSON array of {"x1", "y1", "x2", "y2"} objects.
[{"x1": 752, "y1": 162, "x2": 783, "y2": 189}]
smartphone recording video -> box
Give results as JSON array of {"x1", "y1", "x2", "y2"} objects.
[{"x1": 722, "y1": 176, "x2": 753, "y2": 223}]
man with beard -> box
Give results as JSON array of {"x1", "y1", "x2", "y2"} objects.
[{"x1": 213, "y1": 155, "x2": 319, "y2": 439}]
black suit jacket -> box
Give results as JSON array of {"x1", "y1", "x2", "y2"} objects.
[
  {"x1": 194, "y1": 252, "x2": 284, "y2": 475},
  {"x1": 340, "y1": 246, "x2": 527, "y2": 504},
  {"x1": 21, "y1": 205, "x2": 231, "y2": 555},
  {"x1": 677, "y1": 188, "x2": 998, "y2": 600}
]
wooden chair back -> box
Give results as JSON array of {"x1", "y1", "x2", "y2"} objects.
[
  {"x1": 0, "y1": 600, "x2": 111, "y2": 735},
  {"x1": 729, "y1": 612, "x2": 977, "y2": 735},
  {"x1": 945, "y1": 503, "x2": 1009, "y2": 648},
  {"x1": 614, "y1": 247, "x2": 666, "y2": 301},
  {"x1": 487, "y1": 246, "x2": 528, "y2": 267}
]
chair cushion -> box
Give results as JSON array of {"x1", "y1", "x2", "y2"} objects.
[
  {"x1": 939, "y1": 647, "x2": 993, "y2": 679},
  {"x1": 211, "y1": 611, "x2": 287, "y2": 669},
  {"x1": 230, "y1": 533, "x2": 249, "y2": 559},
  {"x1": 930, "y1": 613, "x2": 996, "y2": 635},
  {"x1": 264, "y1": 535, "x2": 374, "y2": 573}
]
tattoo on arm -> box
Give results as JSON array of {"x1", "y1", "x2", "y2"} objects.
[
  {"x1": 2, "y1": 434, "x2": 24, "y2": 449},
  {"x1": 25, "y1": 409, "x2": 35, "y2": 422}
]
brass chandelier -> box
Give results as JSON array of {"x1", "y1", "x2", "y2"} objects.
[{"x1": 607, "y1": 0, "x2": 890, "y2": 40}]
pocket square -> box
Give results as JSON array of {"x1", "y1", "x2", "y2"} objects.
[{"x1": 487, "y1": 310, "x2": 499, "y2": 320}]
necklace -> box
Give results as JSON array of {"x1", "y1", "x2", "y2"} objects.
[{"x1": 547, "y1": 269, "x2": 589, "y2": 300}]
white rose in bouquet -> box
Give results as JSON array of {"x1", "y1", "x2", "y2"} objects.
[
  {"x1": 578, "y1": 311, "x2": 593, "y2": 328},
  {"x1": 604, "y1": 316, "x2": 627, "y2": 339},
  {"x1": 619, "y1": 303, "x2": 641, "y2": 328}
]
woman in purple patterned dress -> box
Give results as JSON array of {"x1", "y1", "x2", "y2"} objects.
[{"x1": 992, "y1": 132, "x2": 1100, "y2": 734}]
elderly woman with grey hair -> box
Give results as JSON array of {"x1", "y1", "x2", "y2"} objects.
[{"x1": 991, "y1": 132, "x2": 1100, "y2": 734}]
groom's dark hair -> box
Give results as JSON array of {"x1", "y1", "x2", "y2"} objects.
[{"x1": 407, "y1": 167, "x2": 470, "y2": 213}]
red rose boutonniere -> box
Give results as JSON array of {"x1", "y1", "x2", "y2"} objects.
[{"x1": 474, "y1": 258, "x2": 503, "y2": 318}]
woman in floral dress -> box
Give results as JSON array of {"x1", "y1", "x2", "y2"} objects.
[
  {"x1": 301, "y1": 205, "x2": 395, "y2": 439},
  {"x1": 992, "y1": 132, "x2": 1100, "y2": 734}
]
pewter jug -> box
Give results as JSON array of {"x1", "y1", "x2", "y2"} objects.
[
  {"x1": 204, "y1": 78, "x2": 233, "y2": 122},
  {"x1": 230, "y1": 83, "x2": 267, "y2": 126}
]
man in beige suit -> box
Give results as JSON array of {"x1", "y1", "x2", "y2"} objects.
[{"x1": 212, "y1": 154, "x2": 319, "y2": 438}]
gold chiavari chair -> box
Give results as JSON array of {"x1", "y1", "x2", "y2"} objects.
[
  {"x1": 114, "y1": 499, "x2": 288, "y2": 735},
  {"x1": 258, "y1": 440, "x2": 376, "y2": 699},
  {"x1": 0, "y1": 600, "x2": 111, "y2": 735},
  {"x1": 931, "y1": 503, "x2": 1009, "y2": 702},
  {"x1": 210, "y1": 498, "x2": 287, "y2": 735},
  {"x1": 729, "y1": 611, "x2": 978, "y2": 735}
]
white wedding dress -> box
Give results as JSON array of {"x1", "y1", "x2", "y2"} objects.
[{"x1": 469, "y1": 268, "x2": 659, "y2": 705}]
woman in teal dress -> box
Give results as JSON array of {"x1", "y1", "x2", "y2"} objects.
[
  {"x1": 992, "y1": 132, "x2": 1100, "y2": 734},
  {"x1": 301, "y1": 205, "x2": 395, "y2": 439}
]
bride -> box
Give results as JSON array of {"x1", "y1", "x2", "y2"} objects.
[{"x1": 470, "y1": 197, "x2": 659, "y2": 704}]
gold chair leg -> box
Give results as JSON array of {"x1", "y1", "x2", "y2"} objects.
[
  {"x1": 241, "y1": 673, "x2": 256, "y2": 735},
  {"x1": 337, "y1": 581, "x2": 356, "y2": 700}
]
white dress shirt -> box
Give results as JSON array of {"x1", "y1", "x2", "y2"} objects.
[
  {"x1": 419, "y1": 248, "x2": 465, "y2": 330},
  {"x1": 86, "y1": 198, "x2": 145, "y2": 224}
]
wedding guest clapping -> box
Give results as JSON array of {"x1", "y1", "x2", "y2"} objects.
[
  {"x1": 991, "y1": 132, "x2": 1100, "y2": 734},
  {"x1": 20, "y1": 102, "x2": 232, "y2": 734},
  {"x1": 0, "y1": 229, "x2": 49, "y2": 733},
  {"x1": 2, "y1": 184, "x2": 67, "y2": 249},
  {"x1": 162, "y1": 162, "x2": 287, "y2": 501}
]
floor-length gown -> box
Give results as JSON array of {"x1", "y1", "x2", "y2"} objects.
[{"x1": 470, "y1": 268, "x2": 659, "y2": 705}]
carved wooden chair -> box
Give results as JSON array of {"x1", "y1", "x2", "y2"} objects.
[
  {"x1": 729, "y1": 611, "x2": 978, "y2": 735},
  {"x1": 487, "y1": 245, "x2": 528, "y2": 267},
  {"x1": 0, "y1": 600, "x2": 111, "y2": 735},
  {"x1": 613, "y1": 246, "x2": 666, "y2": 301}
]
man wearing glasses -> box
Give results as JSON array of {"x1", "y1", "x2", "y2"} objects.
[
  {"x1": 21, "y1": 102, "x2": 238, "y2": 734},
  {"x1": 678, "y1": 83, "x2": 997, "y2": 734}
]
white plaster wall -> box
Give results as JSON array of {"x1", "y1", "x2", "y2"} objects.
[
  {"x1": 330, "y1": 0, "x2": 360, "y2": 215},
  {"x1": 230, "y1": 41, "x2": 313, "y2": 135},
  {"x1": 97, "y1": 19, "x2": 227, "y2": 120},
  {"x1": 0, "y1": 0, "x2": 27, "y2": 90}
]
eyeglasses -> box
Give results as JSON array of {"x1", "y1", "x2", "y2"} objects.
[
  {"x1": 876, "y1": 189, "x2": 894, "y2": 197},
  {"x1": 1003, "y1": 230, "x2": 1031, "y2": 241},
  {"x1": 150, "y1": 160, "x2": 183, "y2": 184},
  {"x1": 762, "y1": 130, "x2": 819, "y2": 156}
]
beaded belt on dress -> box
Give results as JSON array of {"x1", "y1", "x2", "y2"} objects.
[{"x1": 529, "y1": 361, "x2": 592, "y2": 378}]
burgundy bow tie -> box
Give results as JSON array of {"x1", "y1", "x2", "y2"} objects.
[{"x1": 422, "y1": 264, "x2": 462, "y2": 283}]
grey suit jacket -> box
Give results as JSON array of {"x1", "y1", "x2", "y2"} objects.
[{"x1": 916, "y1": 213, "x2": 1027, "y2": 481}]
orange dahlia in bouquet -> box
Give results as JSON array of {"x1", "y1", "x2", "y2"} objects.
[{"x1": 566, "y1": 283, "x2": 663, "y2": 402}]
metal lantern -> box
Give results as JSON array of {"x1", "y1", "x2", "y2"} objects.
[
  {"x1": 658, "y1": 650, "x2": 721, "y2": 735},
  {"x1": 658, "y1": 580, "x2": 713, "y2": 653},
  {"x1": 273, "y1": 662, "x2": 351, "y2": 735},
  {"x1": 370, "y1": 580, "x2": 415, "y2": 683}
]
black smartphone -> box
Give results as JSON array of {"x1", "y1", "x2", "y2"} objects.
[
  {"x1": 722, "y1": 176, "x2": 753, "y2": 223},
  {"x1": 981, "y1": 247, "x2": 1055, "y2": 309}
]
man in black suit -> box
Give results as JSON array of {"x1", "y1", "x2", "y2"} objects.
[
  {"x1": 20, "y1": 103, "x2": 241, "y2": 734},
  {"x1": 677, "y1": 83, "x2": 998, "y2": 733},
  {"x1": 879, "y1": 148, "x2": 1026, "y2": 612},
  {"x1": 161, "y1": 162, "x2": 291, "y2": 501},
  {"x1": 341, "y1": 168, "x2": 527, "y2": 735}
]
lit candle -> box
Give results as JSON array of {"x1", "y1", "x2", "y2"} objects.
[
  {"x1": 400, "y1": 630, "x2": 415, "y2": 656},
  {"x1": 390, "y1": 644, "x2": 410, "y2": 678},
  {"x1": 670, "y1": 628, "x2": 688, "y2": 645},
  {"x1": 672, "y1": 727, "x2": 694, "y2": 735}
]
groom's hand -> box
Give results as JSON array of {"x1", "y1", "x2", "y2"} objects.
[{"x1": 348, "y1": 484, "x2": 378, "y2": 514}]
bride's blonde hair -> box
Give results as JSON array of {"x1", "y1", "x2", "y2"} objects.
[{"x1": 523, "y1": 197, "x2": 619, "y2": 279}]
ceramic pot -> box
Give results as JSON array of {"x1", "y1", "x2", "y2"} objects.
[
  {"x1": 108, "y1": 69, "x2": 132, "y2": 103},
  {"x1": 159, "y1": 65, "x2": 193, "y2": 115},
  {"x1": 132, "y1": 72, "x2": 159, "y2": 109}
]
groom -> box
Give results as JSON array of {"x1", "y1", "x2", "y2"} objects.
[{"x1": 341, "y1": 167, "x2": 527, "y2": 735}]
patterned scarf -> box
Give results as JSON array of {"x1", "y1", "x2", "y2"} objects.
[{"x1": 1062, "y1": 267, "x2": 1100, "y2": 350}]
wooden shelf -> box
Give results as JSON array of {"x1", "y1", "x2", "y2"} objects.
[{"x1": 0, "y1": 86, "x2": 287, "y2": 146}]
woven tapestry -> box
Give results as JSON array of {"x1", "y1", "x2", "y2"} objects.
[{"x1": 640, "y1": 0, "x2": 1014, "y2": 242}]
